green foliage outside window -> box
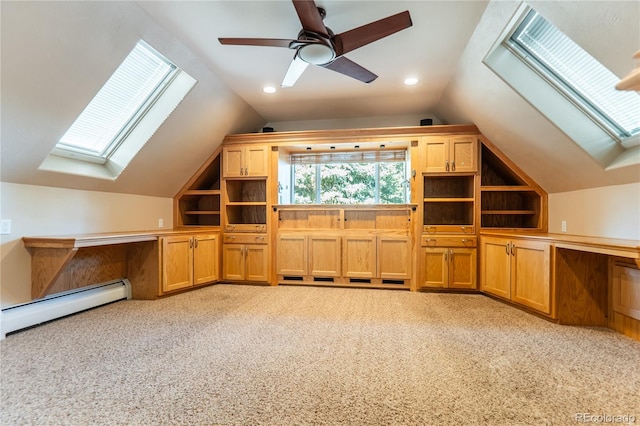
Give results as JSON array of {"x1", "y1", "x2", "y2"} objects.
[{"x1": 293, "y1": 161, "x2": 407, "y2": 205}]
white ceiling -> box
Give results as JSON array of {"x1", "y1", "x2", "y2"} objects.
[{"x1": 136, "y1": 1, "x2": 489, "y2": 122}]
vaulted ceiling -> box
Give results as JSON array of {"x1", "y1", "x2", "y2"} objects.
[{"x1": 1, "y1": 1, "x2": 638, "y2": 198}]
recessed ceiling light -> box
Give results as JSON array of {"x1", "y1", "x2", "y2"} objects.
[
  {"x1": 404, "y1": 77, "x2": 419, "y2": 86},
  {"x1": 263, "y1": 86, "x2": 276, "y2": 94}
]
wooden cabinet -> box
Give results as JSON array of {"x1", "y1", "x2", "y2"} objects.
[
  {"x1": 343, "y1": 235, "x2": 377, "y2": 279},
  {"x1": 419, "y1": 237, "x2": 477, "y2": 289},
  {"x1": 222, "y1": 144, "x2": 268, "y2": 178},
  {"x1": 378, "y1": 236, "x2": 411, "y2": 279},
  {"x1": 480, "y1": 235, "x2": 551, "y2": 314},
  {"x1": 309, "y1": 235, "x2": 341, "y2": 277},
  {"x1": 223, "y1": 242, "x2": 269, "y2": 282},
  {"x1": 424, "y1": 136, "x2": 477, "y2": 173},
  {"x1": 161, "y1": 233, "x2": 219, "y2": 293},
  {"x1": 276, "y1": 233, "x2": 341, "y2": 277}
]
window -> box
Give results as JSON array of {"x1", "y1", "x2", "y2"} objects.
[
  {"x1": 40, "y1": 40, "x2": 197, "y2": 179},
  {"x1": 291, "y1": 150, "x2": 409, "y2": 205},
  {"x1": 507, "y1": 9, "x2": 640, "y2": 142},
  {"x1": 484, "y1": 4, "x2": 640, "y2": 170}
]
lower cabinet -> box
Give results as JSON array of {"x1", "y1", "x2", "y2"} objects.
[
  {"x1": 223, "y1": 242, "x2": 269, "y2": 282},
  {"x1": 276, "y1": 233, "x2": 341, "y2": 277},
  {"x1": 419, "y1": 237, "x2": 477, "y2": 289},
  {"x1": 480, "y1": 235, "x2": 551, "y2": 314},
  {"x1": 161, "y1": 233, "x2": 219, "y2": 293}
]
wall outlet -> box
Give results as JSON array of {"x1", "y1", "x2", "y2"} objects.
[
  {"x1": 561, "y1": 220, "x2": 567, "y2": 233},
  {"x1": 158, "y1": 218, "x2": 164, "y2": 228},
  {"x1": 0, "y1": 219, "x2": 11, "y2": 235}
]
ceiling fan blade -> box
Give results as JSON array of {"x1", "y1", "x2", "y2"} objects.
[
  {"x1": 218, "y1": 38, "x2": 298, "y2": 48},
  {"x1": 332, "y1": 11, "x2": 412, "y2": 56},
  {"x1": 292, "y1": 0, "x2": 328, "y2": 36},
  {"x1": 323, "y1": 57, "x2": 378, "y2": 83},
  {"x1": 282, "y1": 55, "x2": 310, "y2": 87}
]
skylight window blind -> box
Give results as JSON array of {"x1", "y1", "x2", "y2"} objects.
[
  {"x1": 510, "y1": 10, "x2": 640, "y2": 139},
  {"x1": 290, "y1": 149, "x2": 406, "y2": 165},
  {"x1": 57, "y1": 41, "x2": 177, "y2": 159}
]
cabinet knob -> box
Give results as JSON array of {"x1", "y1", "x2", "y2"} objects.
[
  {"x1": 451, "y1": 161, "x2": 456, "y2": 171},
  {"x1": 445, "y1": 160, "x2": 449, "y2": 172}
]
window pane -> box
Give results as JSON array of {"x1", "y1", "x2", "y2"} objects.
[
  {"x1": 293, "y1": 164, "x2": 316, "y2": 204},
  {"x1": 320, "y1": 163, "x2": 375, "y2": 205},
  {"x1": 510, "y1": 10, "x2": 640, "y2": 138},
  {"x1": 380, "y1": 161, "x2": 406, "y2": 204},
  {"x1": 57, "y1": 41, "x2": 176, "y2": 157}
]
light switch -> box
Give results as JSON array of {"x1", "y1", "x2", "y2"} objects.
[{"x1": 0, "y1": 219, "x2": 11, "y2": 235}]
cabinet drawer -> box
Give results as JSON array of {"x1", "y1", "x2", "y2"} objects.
[
  {"x1": 225, "y1": 223, "x2": 266, "y2": 233},
  {"x1": 422, "y1": 236, "x2": 477, "y2": 247},
  {"x1": 424, "y1": 225, "x2": 475, "y2": 235},
  {"x1": 223, "y1": 234, "x2": 268, "y2": 244}
]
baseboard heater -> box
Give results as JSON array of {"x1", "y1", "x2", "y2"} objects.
[{"x1": 0, "y1": 279, "x2": 131, "y2": 339}]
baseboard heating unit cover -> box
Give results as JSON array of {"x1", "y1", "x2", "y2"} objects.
[{"x1": 0, "y1": 279, "x2": 131, "y2": 339}]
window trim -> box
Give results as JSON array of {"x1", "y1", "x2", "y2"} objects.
[
  {"x1": 483, "y1": 3, "x2": 639, "y2": 170},
  {"x1": 290, "y1": 152, "x2": 410, "y2": 205}
]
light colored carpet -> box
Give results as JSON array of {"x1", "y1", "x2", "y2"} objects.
[{"x1": 1, "y1": 284, "x2": 639, "y2": 425}]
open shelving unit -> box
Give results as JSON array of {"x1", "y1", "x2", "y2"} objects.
[
  {"x1": 479, "y1": 143, "x2": 546, "y2": 230},
  {"x1": 224, "y1": 179, "x2": 267, "y2": 231},
  {"x1": 174, "y1": 150, "x2": 221, "y2": 227},
  {"x1": 423, "y1": 175, "x2": 475, "y2": 233}
]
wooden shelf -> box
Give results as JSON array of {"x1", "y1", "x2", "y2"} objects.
[
  {"x1": 184, "y1": 210, "x2": 221, "y2": 215},
  {"x1": 482, "y1": 210, "x2": 536, "y2": 215},
  {"x1": 182, "y1": 189, "x2": 221, "y2": 195},
  {"x1": 225, "y1": 201, "x2": 266, "y2": 206},
  {"x1": 424, "y1": 198, "x2": 474, "y2": 202},
  {"x1": 481, "y1": 186, "x2": 535, "y2": 192}
]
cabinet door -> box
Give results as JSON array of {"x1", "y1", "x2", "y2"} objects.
[
  {"x1": 222, "y1": 244, "x2": 245, "y2": 280},
  {"x1": 449, "y1": 248, "x2": 477, "y2": 289},
  {"x1": 222, "y1": 146, "x2": 244, "y2": 177},
  {"x1": 245, "y1": 145, "x2": 268, "y2": 177},
  {"x1": 161, "y1": 236, "x2": 193, "y2": 293},
  {"x1": 511, "y1": 239, "x2": 551, "y2": 314},
  {"x1": 378, "y1": 236, "x2": 411, "y2": 279},
  {"x1": 480, "y1": 237, "x2": 511, "y2": 299},
  {"x1": 342, "y1": 236, "x2": 376, "y2": 278},
  {"x1": 309, "y1": 235, "x2": 341, "y2": 277},
  {"x1": 420, "y1": 247, "x2": 448, "y2": 288},
  {"x1": 424, "y1": 137, "x2": 449, "y2": 173},
  {"x1": 193, "y1": 234, "x2": 219, "y2": 285},
  {"x1": 277, "y1": 234, "x2": 307, "y2": 276},
  {"x1": 245, "y1": 244, "x2": 269, "y2": 282},
  {"x1": 449, "y1": 136, "x2": 477, "y2": 173}
]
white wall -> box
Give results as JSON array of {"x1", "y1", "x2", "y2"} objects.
[
  {"x1": 548, "y1": 182, "x2": 640, "y2": 240},
  {"x1": 0, "y1": 182, "x2": 173, "y2": 308}
]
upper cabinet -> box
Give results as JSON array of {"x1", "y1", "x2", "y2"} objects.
[
  {"x1": 222, "y1": 144, "x2": 268, "y2": 178},
  {"x1": 424, "y1": 136, "x2": 477, "y2": 173}
]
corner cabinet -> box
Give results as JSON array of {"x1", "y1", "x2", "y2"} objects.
[
  {"x1": 160, "y1": 233, "x2": 219, "y2": 294},
  {"x1": 480, "y1": 235, "x2": 552, "y2": 315}
]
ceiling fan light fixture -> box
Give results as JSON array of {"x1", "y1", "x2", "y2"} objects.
[{"x1": 298, "y1": 43, "x2": 335, "y2": 65}]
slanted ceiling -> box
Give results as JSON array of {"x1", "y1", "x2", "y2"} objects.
[{"x1": 1, "y1": 1, "x2": 638, "y2": 198}]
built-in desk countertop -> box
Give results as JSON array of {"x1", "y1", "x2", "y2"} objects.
[{"x1": 23, "y1": 229, "x2": 219, "y2": 300}]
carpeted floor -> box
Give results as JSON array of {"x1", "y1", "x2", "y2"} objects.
[{"x1": 1, "y1": 284, "x2": 639, "y2": 425}]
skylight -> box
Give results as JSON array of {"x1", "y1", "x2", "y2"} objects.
[
  {"x1": 54, "y1": 41, "x2": 178, "y2": 162},
  {"x1": 41, "y1": 40, "x2": 197, "y2": 179},
  {"x1": 507, "y1": 9, "x2": 640, "y2": 142}
]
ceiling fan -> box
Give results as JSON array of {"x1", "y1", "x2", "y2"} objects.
[{"x1": 218, "y1": 0, "x2": 412, "y2": 87}]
